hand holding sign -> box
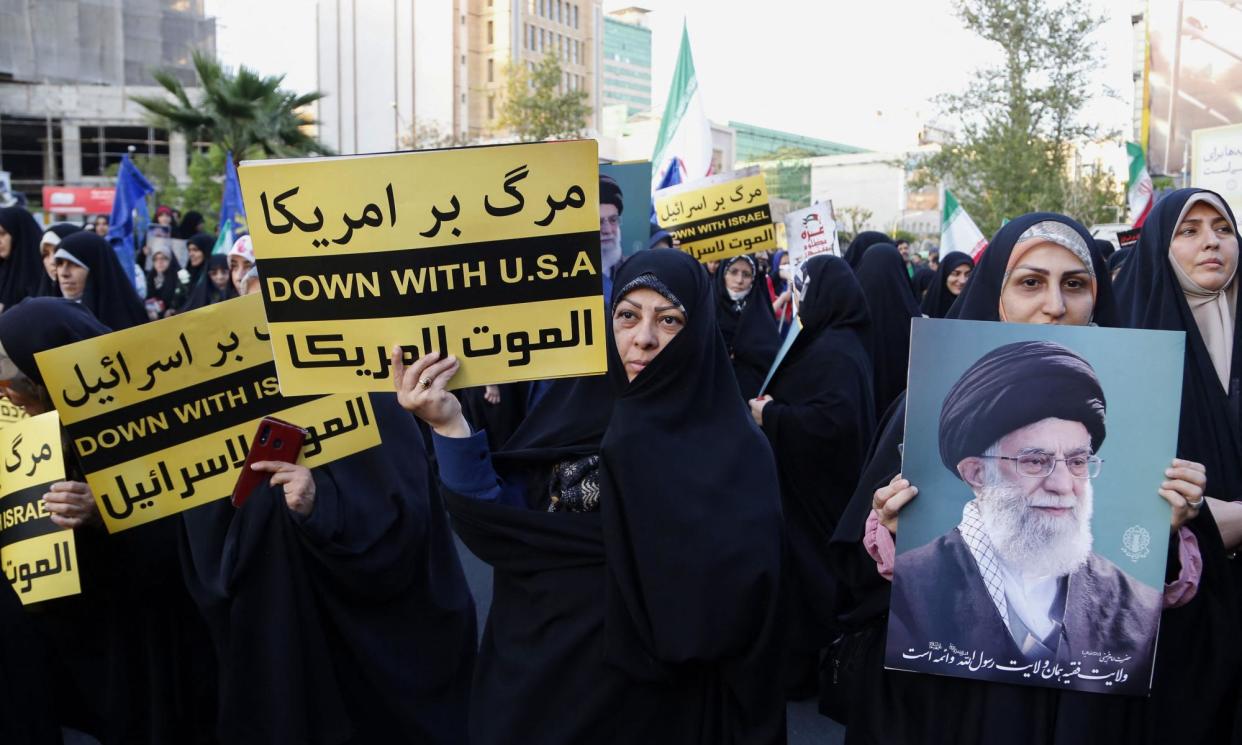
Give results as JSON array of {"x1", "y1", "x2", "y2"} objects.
[
  {"x1": 392, "y1": 349, "x2": 470, "y2": 438},
  {"x1": 42, "y1": 481, "x2": 99, "y2": 530}
]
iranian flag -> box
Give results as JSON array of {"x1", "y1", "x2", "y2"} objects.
[
  {"x1": 1126, "y1": 141, "x2": 1154, "y2": 228},
  {"x1": 941, "y1": 188, "x2": 988, "y2": 261},
  {"x1": 651, "y1": 22, "x2": 712, "y2": 189}
]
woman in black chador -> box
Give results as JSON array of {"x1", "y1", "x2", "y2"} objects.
[{"x1": 397, "y1": 249, "x2": 787, "y2": 744}]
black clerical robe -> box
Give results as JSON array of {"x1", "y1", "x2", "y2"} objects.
[{"x1": 888, "y1": 528, "x2": 1161, "y2": 696}]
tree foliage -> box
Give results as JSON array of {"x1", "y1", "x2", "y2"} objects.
[
  {"x1": 913, "y1": 0, "x2": 1124, "y2": 235},
  {"x1": 132, "y1": 52, "x2": 331, "y2": 166},
  {"x1": 498, "y1": 53, "x2": 591, "y2": 142},
  {"x1": 399, "y1": 119, "x2": 473, "y2": 151}
]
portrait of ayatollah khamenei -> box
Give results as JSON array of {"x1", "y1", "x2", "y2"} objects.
[{"x1": 886, "y1": 318, "x2": 1186, "y2": 696}]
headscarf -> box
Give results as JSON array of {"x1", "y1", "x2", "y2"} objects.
[
  {"x1": 180, "y1": 253, "x2": 237, "y2": 311},
  {"x1": 911, "y1": 265, "x2": 936, "y2": 299},
  {"x1": 937, "y1": 340, "x2": 1106, "y2": 475},
  {"x1": 919, "y1": 252, "x2": 974, "y2": 318},
  {"x1": 843, "y1": 230, "x2": 893, "y2": 270},
  {"x1": 228, "y1": 234, "x2": 254, "y2": 265},
  {"x1": 1107, "y1": 248, "x2": 1131, "y2": 274},
  {"x1": 185, "y1": 232, "x2": 215, "y2": 288},
  {"x1": 0, "y1": 297, "x2": 111, "y2": 385},
  {"x1": 174, "y1": 210, "x2": 205, "y2": 240},
  {"x1": 855, "y1": 243, "x2": 921, "y2": 417},
  {"x1": 947, "y1": 212, "x2": 1118, "y2": 327},
  {"x1": 145, "y1": 243, "x2": 184, "y2": 312},
  {"x1": 36, "y1": 222, "x2": 81, "y2": 297},
  {"x1": 599, "y1": 249, "x2": 784, "y2": 738},
  {"x1": 1113, "y1": 188, "x2": 1242, "y2": 506},
  {"x1": 769, "y1": 249, "x2": 789, "y2": 295},
  {"x1": 713, "y1": 254, "x2": 780, "y2": 398},
  {"x1": 766, "y1": 254, "x2": 875, "y2": 646},
  {"x1": 53, "y1": 231, "x2": 148, "y2": 330},
  {"x1": 0, "y1": 206, "x2": 46, "y2": 310},
  {"x1": 1093, "y1": 237, "x2": 1116, "y2": 261}
]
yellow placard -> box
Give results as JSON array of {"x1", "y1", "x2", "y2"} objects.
[
  {"x1": 0, "y1": 411, "x2": 80, "y2": 604},
  {"x1": 237, "y1": 141, "x2": 608, "y2": 395},
  {"x1": 33, "y1": 295, "x2": 381, "y2": 533},
  {"x1": 0, "y1": 397, "x2": 27, "y2": 431},
  {"x1": 653, "y1": 167, "x2": 776, "y2": 264}
]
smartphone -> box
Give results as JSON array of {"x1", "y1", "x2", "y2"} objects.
[{"x1": 231, "y1": 417, "x2": 308, "y2": 508}]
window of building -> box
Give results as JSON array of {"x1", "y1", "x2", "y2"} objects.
[
  {"x1": 488, "y1": 96, "x2": 495, "y2": 120},
  {"x1": 487, "y1": 20, "x2": 493, "y2": 44},
  {"x1": 487, "y1": 58, "x2": 494, "y2": 82},
  {"x1": 539, "y1": 0, "x2": 545, "y2": 17},
  {"x1": 460, "y1": 14, "x2": 465, "y2": 24},
  {"x1": 573, "y1": 5, "x2": 579, "y2": 28},
  {"x1": 540, "y1": 28, "x2": 545, "y2": 50}
]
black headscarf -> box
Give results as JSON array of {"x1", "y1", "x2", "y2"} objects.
[
  {"x1": 763, "y1": 254, "x2": 875, "y2": 652},
  {"x1": 0, "y1": 298, "x2": 110, "y2": 384},
  {"x1": 55, "y1": 231, "x2": 148, "y2": 330},
  {"x1": 495, "y1": 374, "x2": 614, "y2": 465},
  {"x1": 843, "y1": 230, "x2": 892, "y2": 270},
  {"x1": 946, "y1": 212, "x2": 1120, "y2": 327},
  {"x1": 185, "y1": 233, "x2": 215, "y2": 288},
  {"x1": 713, "y1": 254, "x2": 781, "y2": 399},
  {"x1": 920, "y1": 252, "x2": 974, "y2": 319},
  {"x1": 855, "y1": 243, "x2": 921, "y2": 417},
  {"x1": 826, "y1": 213, "x2": 1242, "y2": 744},
  {"x1": 1114, "y1": 187, "x2": 1242, "y2": 506},
  {"x1": 1107, "y1": 248, "x2": 1131, "y2": 274},
  {"x1": 180, "y1": 254, "x2": 237, "y2": 311},
  {"x1": 145, "y1": 245, "x2": 184, "y2": 315},
  {"x1": 36, "y1": 222, "x2": 82, "y2": 297},
  {"x1": 0, "y1": 206, "x2": 46, "y2": 311},
  {"x1": 599, "y1": 248, "x2": 785, "y2": 742},
  {"x1": 174, "y1": 211, "x2": 205, "y2": 240},
  {"x1": 911, "y1": 265, "x2": 936, "y2": 299}
]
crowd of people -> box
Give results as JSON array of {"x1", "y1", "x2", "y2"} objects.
[{"x1": 0, "y1": 176, "x2": 1238, "y2": 745}]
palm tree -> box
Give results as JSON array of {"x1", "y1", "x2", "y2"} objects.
[{"x1": 132, "y1": 52, "x2": 332, "y2": 165}]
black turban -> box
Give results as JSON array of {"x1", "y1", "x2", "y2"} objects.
[
  {"x1": 599, "y1": 174, "x2": 624, "y2": 214},
  {"x1": 938, "y1": 340, "x2": 1106, "y2": 476}
]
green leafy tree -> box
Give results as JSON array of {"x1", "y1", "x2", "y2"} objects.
[
  {"x1": 498, "y1": 53, "x2": 590, "y2": 142},
  {"x1": 132, "y1": 51, "x2": 331, "y2": 166},
  {"x1": 913, "y1": 0, "x2": 1123, "y2": 235},
  {"x1": 399, "y1": 118, "x2": 473, "y2": 151},
  {"x1": 838, "y1": 205, "x2": 875, "y2": 236}
]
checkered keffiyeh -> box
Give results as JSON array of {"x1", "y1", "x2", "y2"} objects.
[{"x1": 958, "y1": 500, "x2": 1009, "y2": 628}]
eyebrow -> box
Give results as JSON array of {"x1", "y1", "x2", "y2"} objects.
[
  {"x1": 618, "y1": 297, "x2": 681, "y2": 314},
  {"x1": 1011, "y1": 265, "x2": 1091, "y2": 276},
  {"x1": 1179, "y1": 217, "x2": 1230, "y2": 227}
]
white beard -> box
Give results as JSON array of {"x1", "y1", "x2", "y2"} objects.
[
  {"x1": 601, "y1": 230, "x2": 622, "y2": 273},
  {"x1": 976, "y1": 480, "x2": 1093, "y2": 579}
]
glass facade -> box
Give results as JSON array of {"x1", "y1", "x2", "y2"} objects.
[{"x1": 602, "y1": 16, "x2": 651, "y2": 116}]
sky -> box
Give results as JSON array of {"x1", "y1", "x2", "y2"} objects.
[{"x1": 206, "y1": 0, "x2": 1139, "y2": 155}]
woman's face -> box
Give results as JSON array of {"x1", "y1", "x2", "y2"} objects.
[
  {"x1": 156, "y1": 213, "x2": 173, "y2": 227},
  {"x1": 188, "y1": 244, "x2": 205, "y2": 266},
  {"x1": 0, "y1": 225, "x2": 11, "y2": 260},
  {"x1": 41, "y1": 244, "x2": 57, "y2": 280},
  {"x1": 56, "y1": 259, "x2": 89, "y2": 300},
  {"x1": 947, "y1": 263, "x2": 972, "y2": 295},
  {"x1": 999, "y1": 243, "x2": 1094, "y2": 325},
  {"x1": 705, "y1": 260, "x2": 720, "y2": 275},
  {"x1": 93, "y1": 217, "x2": 108, "y2": 236},
  {"x1": 1170, "y1": 202, "x2": 1238, "y2": 292},
  {"x1": 209, "y1": 266, "x2": 230, "y2": 291},
  {"x1": 229, "y1": 255, "x2": 253, "y2": 294},
  {"x1": 612, "y1": 287, "x2": 687, "y2": 382},
  {"x1": 153, "y1": 252, "x2": 170, "y2": 273},
  {"x1": 724, "y1": 260, "x2": 755, "y2": 295}
]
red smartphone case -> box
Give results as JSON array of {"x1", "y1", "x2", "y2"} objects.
[{"x1": 231, "y1": 417, "x2": 308, "y2": 508}]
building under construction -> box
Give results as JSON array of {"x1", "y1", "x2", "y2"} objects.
[{"x1": 0, "y1": 0, "x2": 216, "y2": 207}]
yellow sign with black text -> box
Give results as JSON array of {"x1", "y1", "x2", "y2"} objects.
[
  {"x1": 0, "y1": 397, "x2": 27, "y2": 431},
  {"x1": 34, "y1": 295, "x2": 380, "y2": 533},
  {"x1": 653, "y1": 167, "x2": 776, "y2": 264},
  {"x1": 237, "y1": 140, "x2": 607, "y2": 395},
  {"x1": 0, "y1": 411, "x2": 80, "y2": 604}
]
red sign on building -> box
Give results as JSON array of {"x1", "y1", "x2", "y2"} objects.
[{"x1": 42, "y1": 186, "x2": 116, "y2": 215}]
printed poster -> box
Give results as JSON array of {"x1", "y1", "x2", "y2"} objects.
[
  {"x1": 0, "y1": 411, "x2": 80, "y2": 604},
  {"x1": 887, "y1": 318, "x2": 1184, "y2": 695},
  {"x1": 238, "y1": 140, "x2": 607, "y2": 395},
  {"x1": 34, "y1": 295, "x2": 380, "y2": 533},
  {"x1": 653, "y1": 166, "x2": 776, "y2": 264}
]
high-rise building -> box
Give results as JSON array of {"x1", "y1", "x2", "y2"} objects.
[
  {"x1": 0, "y1": 0, "x2": 217, "y2": 204},
  {"x1": 601, "y1": 7, "x2": 652, "y2": 117},
  {"x1": 316, "y1": 0, "x2": 603, "y2": 154}
]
